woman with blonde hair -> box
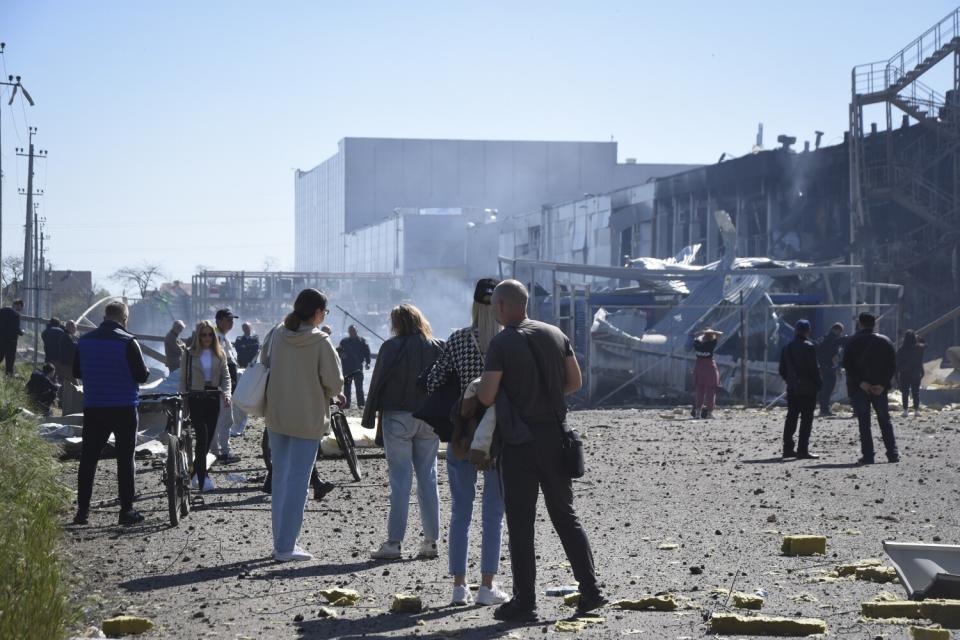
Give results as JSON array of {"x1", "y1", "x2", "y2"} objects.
[
  {"x1": 363, "y1": 303, "x2": 443, "y2": 560},
  {"x1": 180, "y1": 320, "x2": 231, "y2": 494},
  {"x1": 425, "y1": 278, "x2": 508, "y2": 606},
  {"x1": 263, "y1": 288, "x2": 344, "y2": 561}
]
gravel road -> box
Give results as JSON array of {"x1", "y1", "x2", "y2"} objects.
[{"x1": 62, "y1": 405, "x2": 960, "y2": 639}]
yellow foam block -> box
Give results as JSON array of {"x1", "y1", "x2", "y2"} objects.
[
  {"x1": 781, "y1": 535, "x2": 827, "y2": 556},
  {"x1": 615, "y1": 596, "x2": 679, "y2": 611},
  {"x1": 855, "y1": 566, "x2": 899, "y2": 583},
  {"x1": 101, "y1": 616, "x2": 155, "y2": 637},
  {"x1": 563, "y1": 592, "x2": 580, "y2": 607},
  {"x1": 390, "y1": 593, "x2": 423, "y2": 613},
  {"x1": 861, "y1": 600, "x2": 922, "y2": 619},
  {"x1": 318, "y1": 588, "x2": 360, "y2": 605},
  {"x1": 732, "y1": 592, "x2": 764, "y2": 610},
  {"x1": 708, "y1": 613, "x2": 827, "y2": 636},
  {"x1": 835, "y1": 558, "x2": 882, "y2": 576},
  {"x1": 909, "y1": 626, "x2": 950, "y2": 640},
  {"x1": 920, "y1": 600, "x2": 960, "y2": 629}
]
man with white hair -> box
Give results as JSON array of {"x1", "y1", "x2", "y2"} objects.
[
  {"x1": 164, "y1": 320, "x2": 186, "y2": 373},
  {"x1": 476, "y1": 279, "x2": 605, "y2": 622}
]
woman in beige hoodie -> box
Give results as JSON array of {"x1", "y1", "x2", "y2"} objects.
[{"x1": 263, "y1": 288, "x2": 344, "y2": 562}]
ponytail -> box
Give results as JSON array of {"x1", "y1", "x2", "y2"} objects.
[{"x1": 284, "y1": 288, "x2": 328, "y2": 331}]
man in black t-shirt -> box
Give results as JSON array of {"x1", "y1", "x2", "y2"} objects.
[{"x1": 476, "y1": 279, "x2": 605, "y2": 622}]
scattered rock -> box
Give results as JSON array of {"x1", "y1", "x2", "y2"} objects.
[
  {"x1": 732, "y1": 592, "x2": 764, "y2": 610},
  {"x1": 766, "y1": 514, "x2": 777, "y2": 523},
  {"x1": 390, "y1": 593, "x2": 423, "y2": 613},
  {"x1": 101, "y1": 616, "x2": 155, "y2": 637},
  {"x1": 781, "y1": 535, "x2": 827, "y2": 556},
  {"x1": 657, "y1": 543, "x2": 679, "y2": 551},
  {"x1": 708, "y1": 612, "x2": 827, "y2": 636},
  {"x1": 316, "y1": 606, "x2": 337, "y2": 618}
]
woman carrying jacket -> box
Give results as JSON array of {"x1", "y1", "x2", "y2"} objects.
[
  {"x1": 363, "y1": 304, "x2": 443, "y2": 561},
  {"x1": 690, "y1": 328, "x2": 721, "y2": 419},
  {"x1": 179, "y1": 320, "x2": 231, "y2": 494},
  {"x1": 263, "y1": 288, "x2": 344, "y2": 562},
  {"x1": 897, "y1": 329, "x2": 926, "y2": 417},
  {"x1": 425, "y1": 278, "x2": 508, "y2": 606}
]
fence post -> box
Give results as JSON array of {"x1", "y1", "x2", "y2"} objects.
[{"x1": 740, "y1": 290, "x2": 748, "y2": 408}]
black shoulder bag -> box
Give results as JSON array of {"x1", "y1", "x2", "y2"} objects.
[
  {"x1": 414, "y1": 338, "x2": 460, "y2": 442},
  {"x1": 517, "y1": 328, "x2": 585, "y2": 479}
]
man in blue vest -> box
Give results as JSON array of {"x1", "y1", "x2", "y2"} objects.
[{"x1": 72, "y1": 300, "x2": 150, "y2": 526}]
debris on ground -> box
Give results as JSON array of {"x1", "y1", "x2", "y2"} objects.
[
  {"x1": 920, "y1": 599, "x2": 960, "y2": 628},
  {"x1": 855, "y1": 565, "x2": 899, "y2": 583},
  {"x1": 909, "y1": 626, "x2": 951, "y2": 639},
  {"x1": 861, "y1": 600, "x2": 922, "y2": 619},
  {"x1": 390, "y1": 593, "x2": 423, "y2": 613},
  {"x1": 657, "y1": 542, "x2": 679, "y2": 550},
  {"x1": 315, "y1": 606, "x2": 337, "y2": 618},
  {"x1": 318, "y1": 588, "x2": 360, "y2": 605},
  {"x1": 563, "y1": 592, "x2": 580, "y2": 607},
  {"x1": 708, "y1": 612, "x2": 827, "y2": 636},
  {"x1": 100, "y1": 616, "x2": 155, "y2": 636},
  {"x1": 732, "y1": 592, "x2": 764, "y2": 610},
  {"x1": 555, "y1": 619, "x2": 586, "y2": 633},
  {"x1": 781, "y1": 535, "x2": 827, "y2": 556},
  {"x1": 835, "y1": 558, "x2": 882, "y2": 576},
  {"x1": 614, "y1": 596, "x2": 679, "y2": 611}
]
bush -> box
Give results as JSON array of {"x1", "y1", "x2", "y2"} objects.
[{"x1": 0, "y1": 376, "x2": 74, "y2": 639}]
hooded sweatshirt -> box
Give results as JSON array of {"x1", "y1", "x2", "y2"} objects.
[{"x1": 263, "y1": 323, "x2": 344, "y2": 440}]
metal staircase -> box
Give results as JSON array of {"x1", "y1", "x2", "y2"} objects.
[{"x1": 849, "y1": 7, "x2": 960, "y2": 322}]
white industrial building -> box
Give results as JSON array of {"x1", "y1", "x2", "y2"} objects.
[{"x1": 294, "y1": 137, "x2": 698, "y2": 273}]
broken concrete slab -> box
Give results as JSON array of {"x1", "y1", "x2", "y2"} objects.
[
  {"x1": 781, "y1": 535, "x2": 827, "y2": 556},
  {"x1": 614, "y1": 596, "x2": 679, "y2": 611},
  {"x1": 732, "y1": 592, "x2": 764, "y2": 610},
  {"x1": 708, "y1": 612, "x2": 827, "y2": 636},
  {"x1": 390, "y1": 594, "x2": 423, "y2": 613}
]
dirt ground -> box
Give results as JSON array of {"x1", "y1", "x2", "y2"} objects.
[{"x1": 61, "y1": 404, "x2": 960, "y2": 639}]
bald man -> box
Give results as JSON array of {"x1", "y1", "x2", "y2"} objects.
[{"x1": 476, "y1": 279, "x2": 605, "y2": 621}]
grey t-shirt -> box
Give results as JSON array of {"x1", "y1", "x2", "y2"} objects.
[{"x1": 485, "y1": 319, "x2": 573, "y2": 424}]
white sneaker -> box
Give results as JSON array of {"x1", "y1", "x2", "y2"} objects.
[
  {"x1": 914, "y1": 409, "x2": 921, "y2": 418},
  {"x1": 417, "y1": 539, "x2": 438, "y2": 559},
  {"x1": 476, "y1": 584, "x2": 509, "y2": 605},
  {"x1": 202, "y1": 476, "x2": 215, "y2": 492},
  {"x1": 371, "y1": 540, "x2": 402, "y2": 560},
  {"x1": 451, "y1": 584, "x2": 473, "y2": 606},
  {"x1": 190, "y1": 475, "x2": 199, "y2": 490},
  {"x1": 274, "y1": 545, "x2": 313, "y2": 562},
  {"x1": 902, "y1": 409, "x2": 910, "y2": 418}
]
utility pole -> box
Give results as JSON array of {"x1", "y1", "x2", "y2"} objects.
[
  {"x1": 32, "y1": 211, "x2": 44, "y2": 366},
  {"x1": 16, "y1": 129, "x2": 46, "y2": 313},
  {"x1": 0, "y1": 46, "x2": 36, "y2": 290}
]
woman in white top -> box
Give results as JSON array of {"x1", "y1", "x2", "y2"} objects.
[{"x1": 180, "y1": 320, "x2": 231, "y2": 493}]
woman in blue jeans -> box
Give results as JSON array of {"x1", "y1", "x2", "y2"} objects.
[
  {"x1": 362, "y1": 304, "x2": 443, "y2": 561},
  {"x1": 425, "y1": 278, "x2": 508, "y2": 606},
  {"x1": 263, "y1": 288, "x2": 344, "y2": 562}
]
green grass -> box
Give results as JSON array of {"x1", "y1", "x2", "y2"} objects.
[{"x1": 0, "y1": 372, "x2": 75, "y2": 640}]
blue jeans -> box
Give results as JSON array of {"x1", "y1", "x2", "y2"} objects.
[
  {"x1": 850, "y1": 388, "x2": 899, "y2": 460},
  {"x1": 267, "y1": 431, "x2": 320, "y2": 553},
  {"x1": 381, "y1": 411, "x2": 440, "y2": 543},
  {"x1": 447, "y1": 455, "x2": 504, "y2": 576}
]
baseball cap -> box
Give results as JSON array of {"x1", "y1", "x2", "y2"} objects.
[
  {"x1": 474, "y1": 278, "x2": 499, "y2": 305},
  {"x1": 215, "y1": 308, "x2": 239, "y2": 321},
  {"x1": 795, "y1": 319, "x2": 811, "y2": 331}
]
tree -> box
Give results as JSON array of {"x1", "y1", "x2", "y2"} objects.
[
  {"x1": 110, "y1": 263, "x2": 167, "y2": 300},
  {"x1": 1, "y1": 256, "x2": 24, "y2": 302},
  {"x1": 262, "y1": 256, "x2": 278, "y2": 272}
]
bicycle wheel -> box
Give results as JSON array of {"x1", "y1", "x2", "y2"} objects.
[
  {"x1": 165, "y1": 435, "x2": 181, "y2": 526},
  {"x1": 332, "y1": 412, "x2": 362, "y2": 482},
  {"x1": 178, "y1": 436, "x2": 192, "y2": 518}
]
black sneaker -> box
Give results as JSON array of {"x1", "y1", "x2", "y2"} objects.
[
  {"x1": 856, "y1": 457, "x2": 875, "y2": 466},
  {"x1": 575, "y1": 592, "x2": 608, "y2": 616},
  {"x1": 691, "y1": 407, "x2": 699, "y2": 419},
  {"x1": 493, "y1": 599, "x2": 538, "y2": 622},
  {"x1": 118, "y1": 509, "x2": 145, "y2": 526},
  {"x1": 797, "y1": 452, "x2": 820, "y2": 460},
  {"x1": 219, "y1": 453, "x2": 242, "y2": 464},
  {"x1": 782, "y1": 449, "x2": 797, "y2": 459},
  {"x1": 887, "y1": 453, "x2": 900, "y2": 463},
  {"x1": 313, "y1": 481, "x2": 335, "y2": 502},
  {"x1": 72, "y1": 512, "x2": 88, "y2": 526}
]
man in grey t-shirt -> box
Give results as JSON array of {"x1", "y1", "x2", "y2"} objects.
[{"x1": 477, "y1": 279, "x2": 605, "y2": 621}]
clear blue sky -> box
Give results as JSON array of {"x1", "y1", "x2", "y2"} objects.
[{"x1": 1, "y1": 1, "x2": 957, "y2": 292}]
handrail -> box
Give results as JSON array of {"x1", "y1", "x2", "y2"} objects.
[{"x1": 887, "y1": 8, "x2": 960, "y2": 87}]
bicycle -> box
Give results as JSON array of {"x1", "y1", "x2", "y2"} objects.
[
  {"x1": 329, "y1": 402, "x2": 361, "y2": 481},
  {"x1": 140, "y1": 393, "x2": 193, "y2": 526}
]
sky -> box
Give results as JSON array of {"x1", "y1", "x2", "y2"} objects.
[{"x1": 1, "y1": 0, "x2": 958, "y2": 293}]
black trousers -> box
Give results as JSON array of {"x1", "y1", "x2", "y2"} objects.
[
  {"x1": 77, "y1": 406, "x2": 138, "y2": 514},
  {"x1": 500, "y1": 428, "x2": 598, "y2": 607},
  {"x1": 783, "y1": 393, "x2": 816, "y2": 455},
  {"x1": 261, "y1": 427, "x2": 325, "y2": 489},
  {"x1": 188, "y1": 393, "x2": 221, "y2": 488},
  {"x1": 344, "y1": 371, "x2": 365, "y2": 407},
  {"x1": 0, "y1": 340, "x2": 17, "y2": 375},
  {"x1": 900, "y1": 378, "x2": 921, "y2": 410},
  {"x1": 819, "y1": 369, "x2": 836, "y2": 413}
]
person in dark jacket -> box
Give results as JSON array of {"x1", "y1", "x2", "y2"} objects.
[
  {"x1": 339, "y1": 324, "x2": 372, "y2": 408},
  {"x1": 842, "y1": 312, "x2": 899, "y2": 465},
  {"x1": 72, "y1": 301, "x2": 150, "y2": 526},
  {"x1": 0, "y1": 299, "x2": 25, "y2": 375},
  {"x1": 779, "y1": 319, "x2": 822, "y2": 459},
  {"x1": 41, "y1": 317, "x2": 66, "y2": 365},
  {"x1": 363, "y1": 304, "x2": 443, "y2": 561},
  {"x1": 234, "y1": 322, "x2": 260, "y2": 368},
  {"x1": 57, "y1": 320, "x2": 82, "y2": 415},
  {"x1": 816, "y1": 322, "x2": 846, "y2": 416},
  {"x1": 26, "y1": 363, "x2": 59, "y2": 415},
  {"x1": 896, "y1": 330, "x2": 926, "y2": 417}
]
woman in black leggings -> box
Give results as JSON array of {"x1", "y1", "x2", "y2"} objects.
[
  {"x1": 180, "y1": 320, "x2": 232, "y2": 494},
  {"x1": 897, "y1": 330, "x2": 925, "y2": 417}
]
